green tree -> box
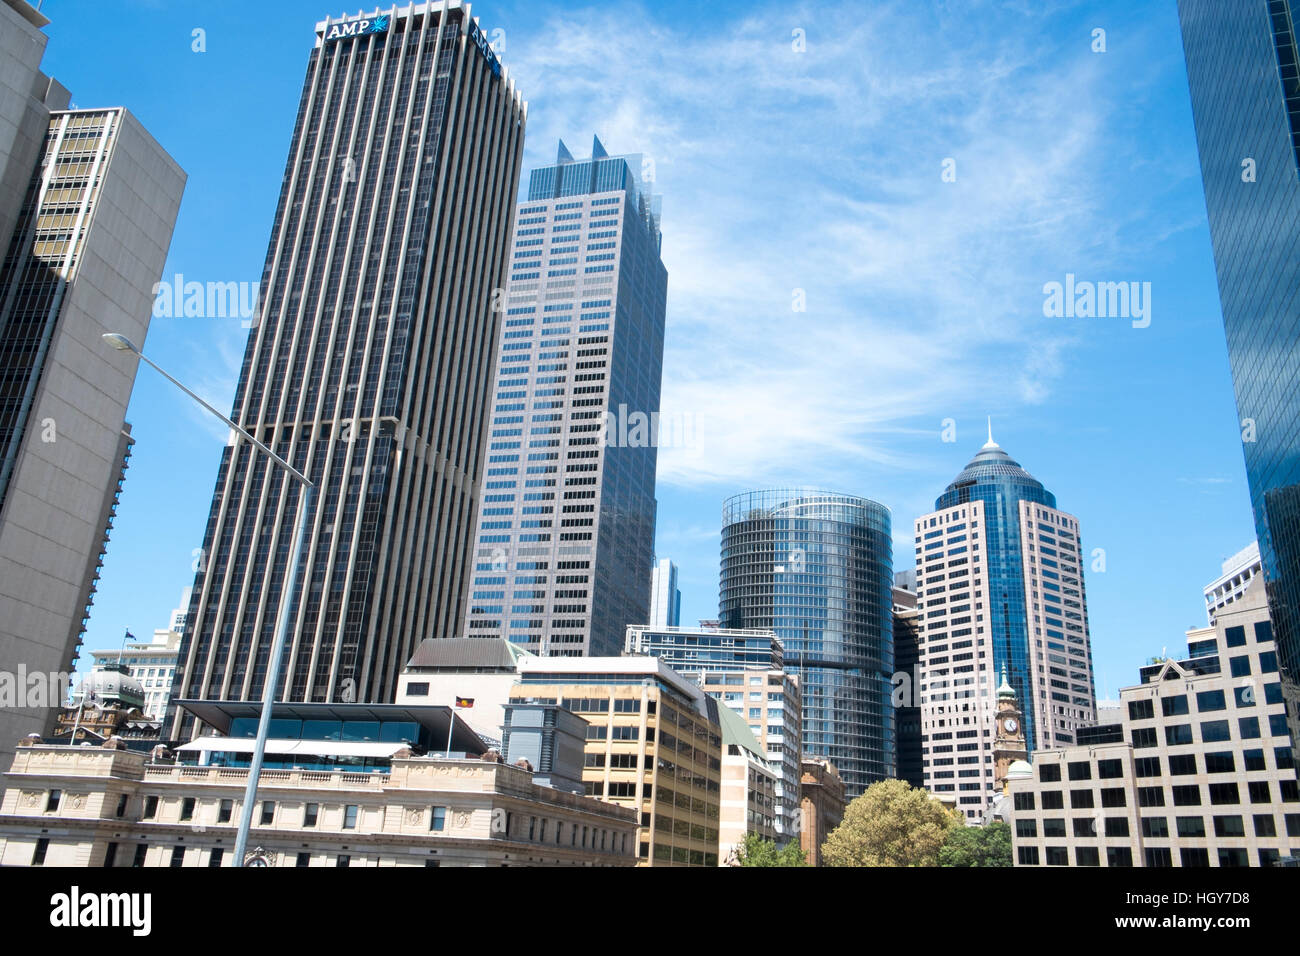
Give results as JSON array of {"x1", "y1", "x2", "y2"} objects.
[
  {"x1": 733, "y1": 832, "x2": 808, "y2": 867},
  {"x1": 938, "y1": 821, "x2": 1013, "y2": 867},
  {"x1": 822, "y1": 778, "x2": 958, "y2": 867}
]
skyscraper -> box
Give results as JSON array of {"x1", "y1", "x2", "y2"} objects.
[
  {"x1": 719, "y1": 488, "x2": 893, "y2": 797},
  {"x1": 462, "y1": 137, "x2": 667, "y2": 657},
  {"x1": 649, "y1": 556, "x2": 680, "y2": 627},
  {"x1": 170, "y1": 4, "x2": 525, "y2": 736},
  {"x1": 0, "y1": 2, "x2": 185, "y2": 765},
  {"x1": 916, "y1": 429, "x2": 1096, "y2": 821},
  {"x1": 1179, "y1": 1, "x2": 1300, "y2": 727}
]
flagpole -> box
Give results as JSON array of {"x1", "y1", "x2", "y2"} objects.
[{"x1": 445, "y1": 708, "x2": 455, "y2": 757}]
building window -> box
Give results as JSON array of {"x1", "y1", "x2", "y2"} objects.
[
  {"x1": 45, "y1": 790, "x2": 61, "y2": 812},
  {"x1": 1104, "y1": 817, "x2": 1129, "y2": 837},
  {"x1": 344, "y1": 805, "x2": 359, "y2": 830},
  {"x1": 1141, "y1": 816, "x2": 1168, "y2": 838},
  {"x1": 1175, "y1": 816, "x2": 1205, "y2": 838},
  {"x1": 115, "y1": 794, "x2": 128, "y2": 818},
  {"x1": 430, "y1": 807, "x2": 446, "y2": 831},
  {"x1": 1172, "y1": 785, "x2": 1201, "y2": 806},
  {"x1": 1015, "y1": 819, "x2": 1037, "y2": 838},
  {"x1": 1097, "y1": 759, "x2": 1123, "y2": 779},
  {"x1": 1254, "y1": 814, "x2": 1278, "y2": 837},
  {"x1": 1075, "y1": 847, "x2": 1100, "y2": 867},
  {"x1": 303, "y1": 803, "x2": 319, "y2": 828},
  {"x1": 32, "y1": 838, "x2": 49, "y2": 866},
  {"x1": 296, "y1": 852, "x2": 311, "y2": 867},
  {"x1": 1017, "y1": 846, "x2": 1039, "y2": 865},
  {"x1": 1134, "y1": 756, "x2": 1161, "y2": 777},
  {"x1": 1214, "y1": 815, "x2": 1245, "y2": 837},
  {"x1": 405, "y1": 682, "x2": 430, "y2": 696},
  {"x1": 1044, "y1": 846, "x2": 1069, "y2": 866},
  {"x1": 336, "y1": 855, "x2": 350, "y2": 867},
  {"x1": 1161, "y1": 695, "x2": 1188, "y2": 716},
  {"x1": 1107, "y1": 846, "x2": 1133, "y2": 867},
  {"x1": 1070, "y1": 789, "x2": 1094, "y2": 809},
  {"x1": 1068, "y1": 761, "x2": 1092, "y2": 781},
  {"x1": 209, "y1": 848, "x2": 224, "y2": 868},
  {"x1": 1038, "y1": 764, "x2": 1061, "y2": 782},
  {"x1": 143, "y1": 795, "x2": 158, "y2": 818},
  {"x1": 180, "y1": 797, "x2": 195, "y2": 821},
  {"x1": 1209, "y1": 782, "x2": 1239, "y2": 805},
  {"x1": 1144, "y1": 847, "x2": 1172, "y2": 867},
  {"x1": 1169, "y1": 754, "x2": 1197, "y2": 775},
  {"x1": 170, "y1": 846, "x2": 185, "y2": 867},
  {"x1": 1128, "y1": 699, "x2": 1154, "y2": 720},
  {"x1": 218, "y1": 799, "x2": 233, "y2": 823},
  {"x1": 260, "y1": 801, "x2": 275, "y2": 826},
  {"x1": 1180, "y1": 847, "x2": 1210, "y2": 867},
  {"x1": 104, "y1": 843, "x2": 118, "y2": 868},
  {"x1": 132, "y1": 844, "x2": 148, "y2": 867}
]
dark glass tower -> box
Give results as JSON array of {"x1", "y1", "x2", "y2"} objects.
[
  {"x1": 170, "y1": 5, "x2": 525, "y2": 736},
  {"x1": 719, "y1": 489, "x2": 893, "y2": 797},
  {"x1": 1179, "y1": 0, "x2": 1300, "y2": 725},
  {"x1": 462, "y1": 137, "x2": 667, "y2": 657}
]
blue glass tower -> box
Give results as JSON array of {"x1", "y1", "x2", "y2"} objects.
[
  {"x1": 918, "y1": 429, "x2": 1095, "y2": 819},
  {"x1": 935, "y1": 436, "x2": 1056, "y2": 753},
  {"x1": 1179, "y1": 0, "x2": 1300, "y2": 711},
  {"x1": 719, "y1": 489, "x2": 893, "y2": 797}
]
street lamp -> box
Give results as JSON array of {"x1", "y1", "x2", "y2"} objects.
[{"x1": 102, "y1": 332, "x2": 316, "y2": 867}]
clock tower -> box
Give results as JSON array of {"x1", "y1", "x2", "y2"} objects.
[{"x1": 993, "y1": 664, "x2": 1027, "y2": 794}]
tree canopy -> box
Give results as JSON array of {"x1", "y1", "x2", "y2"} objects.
[
  {"x1": 939, "y1": 820, "x2": 1013, "y2": 867},
  {"x1": 822, "y1": 778, "x2": 959, "y2": 867},
  {"x1": 733, "y1": 832, "x2": 808, "y2": 867}
]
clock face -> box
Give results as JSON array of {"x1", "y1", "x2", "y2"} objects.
[{"x1": 1003, "y1": 718, "x2": 1019, "y2": 734}]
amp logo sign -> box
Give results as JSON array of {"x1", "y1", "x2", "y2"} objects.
[{"x1": 323, "y1": 13, "x2": 390, "y2": 42}]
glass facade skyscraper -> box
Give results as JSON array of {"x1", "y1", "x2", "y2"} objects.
[
  {"x1": 719, "y1": 489, "x2": 893, "y2": 797},
  {"x1": 462, "y1": 137, "x2": 667, "y2": 657},
  {"x1": 917, "y1": 434, "x2": 1096, "y2": 821},
  {"x1": 1179, "y1": 0, "x2": 1300, "y2": 730},
  {"x1": 169, "y1": 4, "x2": 525, "y2": 737}
]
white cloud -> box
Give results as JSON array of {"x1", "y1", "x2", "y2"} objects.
[{"x1": 503, "y1": 0, "x2": 1167, "y2": 489}]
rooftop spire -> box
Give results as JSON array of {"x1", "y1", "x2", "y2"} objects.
[
  {"x1": 983, "y1": 415, "x2": 998, "y2": 450},
  {"x1": 997, "y1": 663, "x2": 1014, "y2": 699}
]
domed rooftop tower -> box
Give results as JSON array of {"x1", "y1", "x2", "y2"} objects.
[{"x1": 913, "y1": 420, "x2": 1096, "y2": 823}]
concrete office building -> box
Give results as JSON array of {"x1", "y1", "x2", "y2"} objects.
[
  {"x1": 916, "y1": 429, "x2": 1096, "y2": 821},
  {"x1": 0, "y1": 703, "x2": 636, "y2": 867},
  {"x1": 716, "y1": 702, "x2": 778, "y2": 863},
  {"x1": 1204, "y1": 542, "x2": 1263, "y2": 626},
  {"x1": 625, "y1": 622, "x2": 802, "y2": 844},
  {"x1": 508, "y1": 655, "x2": 722, "y2": 866},
  {"x1": 799, "y1": 757, "x2": 845, "y2": 867},
  {"x1": 0, "y1": 0, "x2": 186, "y2": 768},
  {"x1": 1009, "y1": 577, "x2": 1299, "y2": 867},
  {"x1": 1180, "y1": 1, "x2": 1300, "y2": 745},
  {"x1": 86, "y1": 587, "x2": 189, "y2": 720},
  {"x1": 720, "y1": 489, "x2": 894, "y2": 797},
  {"x1": 170, "y1": 4, "x2": 526, "y2": 737},
  {"x1": 649, "y1": 557, "x2": 681, "y2": 627},
  {"x1": 462, "y1": 137, "x2": 667, "y2": 657}
]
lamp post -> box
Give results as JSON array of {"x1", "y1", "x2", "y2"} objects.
[{"x1": 102, "y1": 332, "x2": 315, "y2": 867}]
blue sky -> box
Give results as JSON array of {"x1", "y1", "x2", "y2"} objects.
[{"x1": 40, "y1": 0, "x2": 1253, "y2": 701}]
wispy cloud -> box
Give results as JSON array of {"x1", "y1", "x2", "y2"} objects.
[{"x1": 505, "y1": 0, "x2": 1164, "y2": 489}]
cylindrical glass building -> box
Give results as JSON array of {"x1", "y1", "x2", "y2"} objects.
[{"x1": 719, "y1": 489, "x2": 893, "y2": 797}]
